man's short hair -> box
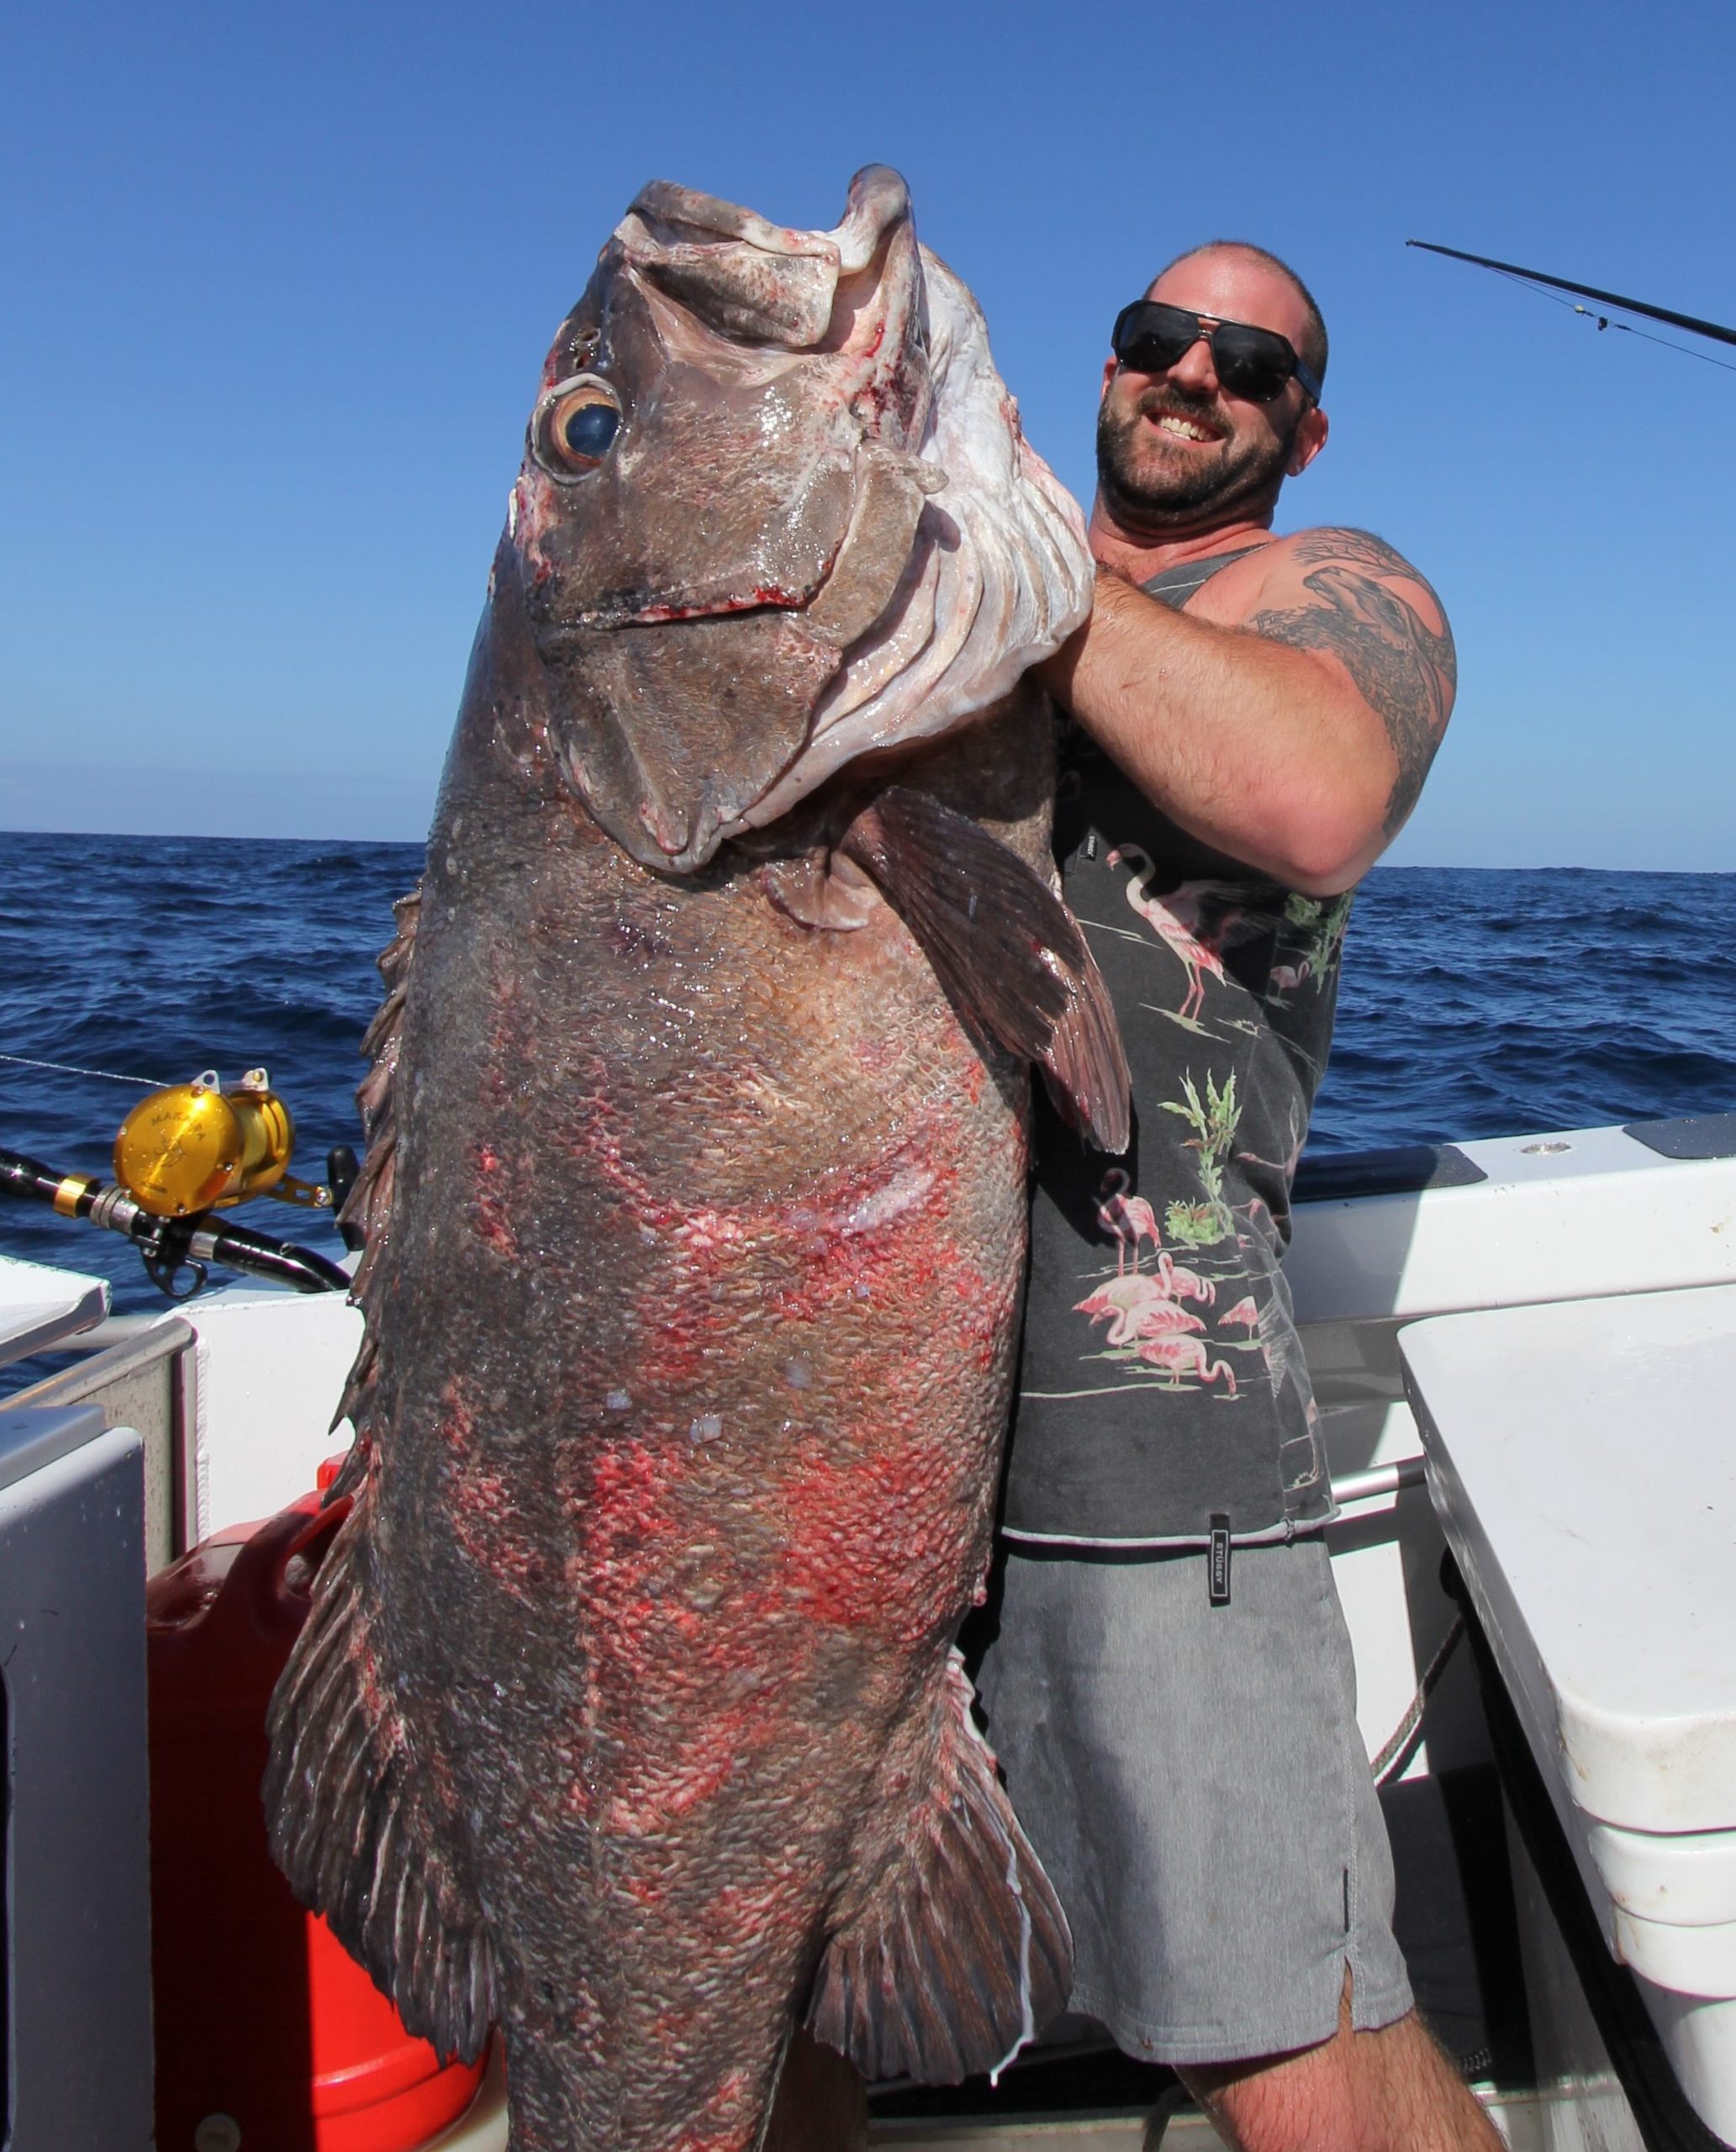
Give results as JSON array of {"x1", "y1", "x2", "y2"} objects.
[{"x1": 1150, "y1": 241, "x2": 1328, "y2": 392}]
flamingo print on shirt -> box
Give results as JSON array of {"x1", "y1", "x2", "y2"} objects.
[
  {"x1": 1095, "y1": 1168, "x2": 1162, "y2": 1274},
  {"x1": 1072, "y1": 1156, "x2": 1252, "y2": 1402},
  {"x1": 1008, "y1": 635, "x2": 1358, "y2": 1538},
  {"x1": 1105, "y1": 847, "x2": 1240, "y2": 1026}
]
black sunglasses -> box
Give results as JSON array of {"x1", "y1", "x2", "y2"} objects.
[{"x1": 1111, "y1": 300, "x2": 1322, "y2": 406}]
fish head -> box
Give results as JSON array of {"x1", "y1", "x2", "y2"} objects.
[{"x1": 510, "y1": 166, "x2": 938, "y2": 872}]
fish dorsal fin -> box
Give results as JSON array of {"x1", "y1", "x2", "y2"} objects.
[
  {"x1": 322, "y1": 882, "x2": 420, "y2": 1492},
  {"x1": 269, "y1": 875, "x2": 497, "y2": 2062},
  {"x1": 842, "y1": 785, "x2": 1131, "y2": 1153},
  {"x1": 264, "y1": 1506, "x2": 496, "y2": 2065},
  {"x1": 805, "y1": 1653, "x2": 1072, "y2": 2084}
]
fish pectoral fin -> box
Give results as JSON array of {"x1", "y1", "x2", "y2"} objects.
[
  {"x1": 805, "y1": 1652, "x2": 1072, "y2": 2086},
  {"x1": 263, "y1": 1502, "x2": 495, "y2": 2065},
  {"x1": 757, "y1": 849, "x2": 882, "y2": 931},
  {"x1": 841, "y1": 786, "x2": 1132, "y2": 1151}
]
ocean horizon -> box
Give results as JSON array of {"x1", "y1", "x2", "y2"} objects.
[
  {"x1": 8, "y1": 780, "x2": 1733, "y2": 877},
  {"x1": 3, "y1": 831, "x2": 1733, "y2": 1314}
]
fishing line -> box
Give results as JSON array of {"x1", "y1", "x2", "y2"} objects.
[
  {"x1": 0, "y1": 1049, "x2": 168, "y2": 1087},
  {"x1": 1586, "y1": 314, "x2": 1736, "y2": 372},
  {"x1": 1485, "y1": 261, "x2": 1736, "y2": 374}
]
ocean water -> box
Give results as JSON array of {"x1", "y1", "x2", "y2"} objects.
[{"x1": 2, "y1": 831, "x2": 1733, "y2": 1316}]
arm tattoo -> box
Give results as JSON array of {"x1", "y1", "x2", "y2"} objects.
[{"x1": 1247, "y1": 529, "x2": 1457, "y2": 836}]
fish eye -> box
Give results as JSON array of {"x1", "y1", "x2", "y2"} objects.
[{"x1": 534, "y1": 375, "x2": 622, "y2": 478}]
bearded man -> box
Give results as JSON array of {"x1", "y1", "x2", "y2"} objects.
[{"x1": 974, "y1": 243, "x2": 1496, "y2": 2151}]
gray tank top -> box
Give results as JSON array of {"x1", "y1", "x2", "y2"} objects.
[{"x1": 1003, "y1": 546, "x2": 1354, "y2": 1547}]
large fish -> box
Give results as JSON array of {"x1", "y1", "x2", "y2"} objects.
[{"x1": 266, "y1": 166, "x2": 1127, "y2": 2152}]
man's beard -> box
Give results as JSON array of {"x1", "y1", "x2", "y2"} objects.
[{"x1": 1096, "y1": 386, "x2": 1298, "y2": 530}]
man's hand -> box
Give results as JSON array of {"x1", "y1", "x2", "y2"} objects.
[{"x1": 1040, "y1": 528, "x2": 1456, "y2": 895}]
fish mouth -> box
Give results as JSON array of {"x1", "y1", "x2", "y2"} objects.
[
  {"x1": 545, "y1": 564, "x2": 839, "y2": 641},
  {"x1": 619, "y1": 586, "x2": 815, "y2": 626}
]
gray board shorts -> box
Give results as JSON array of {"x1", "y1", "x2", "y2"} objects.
[{"x1": 974, "y1": 1533, "x2": 1414, "y2": 2066}]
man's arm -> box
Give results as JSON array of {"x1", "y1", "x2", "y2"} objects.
[{"x1": 1040, "y1": 528, "x2": 1457, "y2": 895}]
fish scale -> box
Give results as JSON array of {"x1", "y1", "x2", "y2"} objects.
[{"x1": 266, "y1": 166, "x2": 1127, "y2": 2149}]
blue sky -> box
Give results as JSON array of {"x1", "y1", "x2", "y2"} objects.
[{"x1": 3, "y1": 0, "x2": 1733, "y2": 867}]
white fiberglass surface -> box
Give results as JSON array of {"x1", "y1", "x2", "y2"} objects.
[
  {"x1": 1289, "y1": 1127, "x2": 1736, "y2": 1328},
  {"x1": 1612, "y1": 1905, "x2": 1736, "y2": 1997},
  {"x1": 1589, "y1": 1819, "x2": 1736, "y2": 1926},
  {"x1": 187, "y1": 1285, "x2": 365, "y2": 1538},
  {"x1": 0, "y1": 1249, "x2": 108, "y2": 1368},
  {"x1": 1402, "y1": 1284, "x2": 1736, "y2": 1837}
]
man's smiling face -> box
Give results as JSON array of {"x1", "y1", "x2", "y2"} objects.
[{"x1": 1095, "y1": 247, "x2": 1325, "y2": 534}]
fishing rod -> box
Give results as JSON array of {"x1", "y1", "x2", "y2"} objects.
[
  {"x1": 0, "y1": 1064, "x2": 359, "y2": 1300},
  {"x1": 0, "y1": 1147, "x2": 351, "y2": 1298},
  {"x1": 1406, "y1": 240, "x2": 1736, "y2": 347},
  {"x1": 1407, "y1": 240, "x2": 1736, "y2": 377}
]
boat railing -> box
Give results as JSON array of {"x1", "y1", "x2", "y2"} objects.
[{"x1": 0, "y1": 1314, "x2": 196, "y2": 1570}]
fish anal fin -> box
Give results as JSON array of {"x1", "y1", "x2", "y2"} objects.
[
  {"x1": 263, "y1": 1501, "x2": 495, "y2": 2063},
  {"x1": 842, "y1": 786, "x2": 1130, "y2": 1152},
  {"x1": 806, "y1": 1653, "x2": 1071, "y2": 2086}
]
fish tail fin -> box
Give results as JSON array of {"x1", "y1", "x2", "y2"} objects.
[
  {"x1": 264, "y1": 1501, "x2": 496, "y2": 2063},
  {"x1": 805, "y1": 1651, "x2": 1072, "y2": 2086},
  {"x1": 842, "y1": 786, "x2": 1130, "y2": 1152}
]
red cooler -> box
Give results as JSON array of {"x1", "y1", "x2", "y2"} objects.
[{"x1": 149, "y1": 1494, "x2": 489, "y2": 2151}]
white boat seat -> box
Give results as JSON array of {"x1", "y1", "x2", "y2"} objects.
[{"x1": 1401, "y1": 1284, "x2": 1736, "y2": 2147}]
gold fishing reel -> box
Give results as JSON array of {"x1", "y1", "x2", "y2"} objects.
[{"x1": 113, "y1": 1068, "x2": 333, "y2": 1219}]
